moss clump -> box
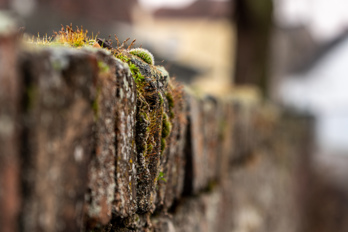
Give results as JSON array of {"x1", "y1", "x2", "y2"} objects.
[
  {"x1": 116, "y1": 53, "x2": 146, "y2": 93},
  {"x1": 161, "y1": 113, "x2": 172, "y2": 139},
  {"x1": 129, "y1": 48, "x2": 154, "y2": 65},
  {"x1": 158, "y1": 171, "x2": 166, "y2": 182},
  {"x1": 161, "y1": 138, "x2": 166, "y2": 154},
  {"x1": 33, "y1": 24, "x2": 98, "y2": 48},
  {"x1": 166, "y1": 92, "x2": 174, "y2": 109},
  {"x1": 165, "y1": 92, "x2": 175, "y2": 119},
  {"x1": 158, "y1": 93, "x2": 164, "y2": 106}
]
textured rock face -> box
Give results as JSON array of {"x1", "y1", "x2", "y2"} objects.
[
  {"x1": 0, "y1": 31, "x2": 325, "y2": 232},
  {"x1": 19, "y1": 49, "x2": 97, "y2": 232},
  {"x1": 0, "y1": 29, "x2": 21, "y2": 232}
]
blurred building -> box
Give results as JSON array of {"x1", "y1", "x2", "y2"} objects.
[
  {"x1": 132, "y1": 0, "x2": 235, "y2": 94},
  {"x1": 0, "y1": 0, "x2": 236, "y2": 95},
  {"x1": 279, "y1": 30, "x2": 348, "y2": 155}
]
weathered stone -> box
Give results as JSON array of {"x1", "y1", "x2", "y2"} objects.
[
  {"x1": 113, "y1": 56, "x2": 137, "y2": 217},
  {"x1": 0, "y1": 28, "x2": 20, "y2": 232},
  {"x1": 162, "y1": 87, "x2": 187, "y2": 210},
  {"x1": 183, "y1": 93, "x2": 207, "y2": 195},
  {"x1": 202, "y1": 96, "x2": 219, "y2": 183},
  {"x1": 124, "y1": 56, "x2": 171, "y2": 214},
  {"x1": 85, "y1": 51, "x2": 118, "y2": 226},
  {"x1": 156, "y1": 82, "x2": 187, "y2": 211},
  {"x1": 153, "y1": 217, "x2": 176, "y2": 232},
  {"x1": 172, "y1": 189, "x2": 222, "y2": 232},
  {"x1": 231, "y1": 98, "x2": 257, "y2": 163},
  {"x1": 19, "y1": 48, "x2": 97, "y2": 232},
  {"x1": 216, "y1": 100, "x2": 234, "y2": 181}
]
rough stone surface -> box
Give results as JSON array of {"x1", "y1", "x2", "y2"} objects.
[
  {"x1": 85, "y1": 51, "x2": 118, "y2": 227},
  {"x1": 202, "y1": 96, "x2": 219, "y2": 183},
  {"x1": 0, "y1": 30, "x2": 20, "y2": 232},
  {"x1": 183, "y1": 93, "x2": 207, "y2": 195},
  {"x1": 113, "y1": 55, "x2": 137, "y2": 218},
  {"x1": 19, "y1": 48, "x2": 97, "y2": 232},
  {"x1": 0, "y1": 35, "x2": 333, "y2": 232}
]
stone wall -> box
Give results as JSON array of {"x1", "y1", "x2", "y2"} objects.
[{"x1": 0, "y1": 30, "x2": 312, "y2": 232}]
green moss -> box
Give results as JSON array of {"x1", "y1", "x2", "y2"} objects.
[
  {"x1": 129, "y1": 48, "x2": 154, "y2": 65},
  {"x1": 161, "y1": 138, "x2": 166, "y2": 154},
  {"x1": 92, "y1": 87, "x2": 101, "y2": 119},
  {"x1": 116, "y1": 53, "x2": 130, "y2": 63},
  {"x1": 165, "y1": 92, "x2": 175, "y2": 119},
  {"x1": 161, "y1": 113, "x2": 172, "y2": 139},
  {"x1": 158, "y1": 93, "x2": 164, "y2": 105},
  {"x1": 147, "y1": 144, "x2": 153, "y2": 153},
  {"x1": 97, "y1": 60, "x2": 110, "y2": 73},
  {"x1": 165, "y1": 92, "x2": 174, "y2": 109},
  {"x1": 158, "y1": 171, "x2": 166, "y2": 182},
  {"x1": 169, "y1": 111, "x2": 175, "y2": 119},
  {"x1": 117, "y1": 54, "x2": 145, "y2": 88}
]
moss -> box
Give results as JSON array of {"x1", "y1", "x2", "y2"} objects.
[
  {"x1": 147, "y1": 144, "x2": 153, "y2": 154},
  {"x1": 161, "y1": 113, "x2": 172, "y2": 139},
  {"x1": 140, "y1": 111, "x2": 149, "y2": 122},
  {"x1": 97, "y1": 60, "x2": 110, "y2": 73},
  {"x1": 160, "y1": 138, "x2": 166, "y2": 154},
  {"x1": 92, "y1": 87, "x2": 101, "y2": 119},
  {"x1": 129, "y1": 48, "x2": 154, "y2": 65},
  {"x1": 33, "y1": 25, "x2": 96, "y2": 48},
  {"x1": 169, "y1": 111, "x2": 175, "y2": 119},
  {"x1": 116, "y1": 53, "x2": 130, "y2": 63},
  {"x1": 158, "y1": 93, "x2": 164, "y2": 105},
  {"x1": 158, "y1": 171, "x2": 166, "y2": 182},
  {"x1": 165, "y1": 92, "x2": 174, "y2": 109},
  {"x1": 116, "y1": 53, "x2": 146, "y2": 90},
  {"x1": 165, "y1": 92, "x2": 175, "y2": 119}
]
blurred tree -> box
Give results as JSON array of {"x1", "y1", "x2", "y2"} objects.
[{"x1": 234, "y1": 0, "x2": 273, "y2": 96}]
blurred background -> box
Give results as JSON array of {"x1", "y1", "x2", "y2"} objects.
[{"x1": 1, "y1": 0, "x2": 348, "y2": 230}]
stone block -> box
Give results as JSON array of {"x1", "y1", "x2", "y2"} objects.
[
  {"x1": 0, "y1": 28, "x2": 20, "y2": 232},
  {"x1": 19, "y1": 48, "x2": 97, "y2": 232},
  {"x1": 216, "y1": 100, "x2": 234, "y2": 181},
  {"x1": 202, "y1": 96, "x2": 220, "y2": 182},
  {"x1": 113, "y1": 55, "x2": 138, "y2": 217},
  {"x1": 183, "y1": 93, "x2": 207, "y2": 195}
]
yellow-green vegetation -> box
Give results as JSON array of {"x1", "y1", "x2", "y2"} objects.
[
  {"x1": 160, "y1": 112, "x2": 172, "y2": 155},
  {"x1": 160, "y1": 138, "x2": 166, "y2": 154},
  {"x1": 165, "y1": 92, "x2": 175, "y2": 119},
  {"x1": 30, "y1": 24, "x2": 98, "y2": 48},
  {"x1": 158, "y1": 171, "x2": 166, "y2": 183},
  {"x1": 129, "y1": 48, "x2": 155, "y2": 65},
  {"x1": 97, "y1": 61, "x2": 110, "y2": 73},
  {"x1": 32, "y1": 24, "x2": 184, "y2": 163},
  {"x1": 161, "y1": 113, "x2": 172, "y2": 139}
]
